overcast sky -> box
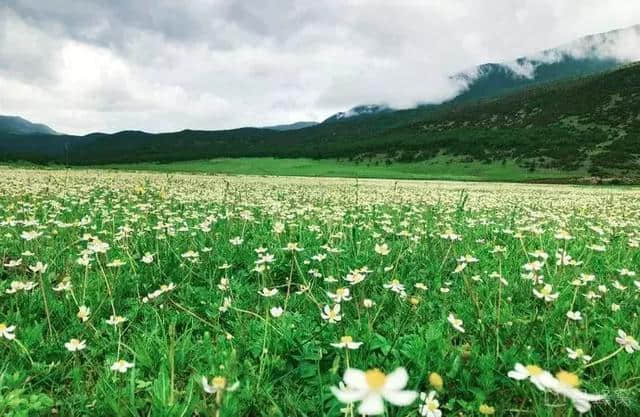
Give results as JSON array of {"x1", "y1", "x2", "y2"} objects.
[{"x1": 1, "y1": 1, "x2": 640, "y2": 135}]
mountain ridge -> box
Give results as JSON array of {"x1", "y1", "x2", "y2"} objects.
[{"x1": 0, "y1": 115, "x2": 58, "y2": 135}]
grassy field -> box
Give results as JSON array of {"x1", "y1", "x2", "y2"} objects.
[
  {"x1": 80, "y1": 157, "x2": 588, "y2": 183},
  {"x1": 0, "y1": 168, "x2": 639, "y2": 416}
]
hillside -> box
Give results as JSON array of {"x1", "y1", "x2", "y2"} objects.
[
  {"x1": 450, "y1": 24, "x2": 639, "y2": 103},
  {"x1": 0, "y1": 115, "x2": 58, "y2": 135},
  {"x1": 2, "y1": 63, "x2": 639, "y2": 179}
]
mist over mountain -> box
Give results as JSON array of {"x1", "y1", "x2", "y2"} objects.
[
  {"x1": 262, "y1": 121, "x2": 319, "y2": 131},
  {"x1": 448, "y1": 24, "x2": 639, "y2": 103},
  {"x1": 321, "y1": 25, "x2": 639, "y2": 120}
]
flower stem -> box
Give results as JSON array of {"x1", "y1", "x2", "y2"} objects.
[{"x1": 583, "y1": 346, "x2": 624, "y2": 369}]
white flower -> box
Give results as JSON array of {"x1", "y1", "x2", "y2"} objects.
[
  {"x1": 270, "y1": 306, "x2": 284, "y2": 318},
  {"x1": 28, "y1": 261, "x2": 48, "y2": 274},
  {"x1": 383, "y1": 279, "x2": 405, "y2": 294},
  {"x1": 566, "y1": 311, "x2": 582, "y2": 321},
  {"x1": 20, "y1": 230, "x2": 43, "y2": 240},
  {"x1": 219, "y1": 297, "x2": 231, "y2": 312},
  {"x1": 106, "y1": 315, "x2": 127, "y2": 326},
  {"x1": 508, "y1": 363, "x2": 557, "y2": 391},
  {"x1": 554, "y1": 230, "x2": 574, "y2": 240},
  {"x1": 418, "y1": 391, "x2": 441, "y2": 417},
  {"x1": 229, "y1": 236, "x2": 244, "y2": 246},
  {"x1": 0, "y1": 323, "x2": 16, "y2": 340},
  {"x1": 331, "y1": 336, "x2": 363, "y2": 350},
  {"x1": 363, "y1": 299, "x2": 375, "y2": 308},
  {"x1": 3, "y1": 258, "x2": 22, "y2": 268},
  {"x1": 615, "y1": 329, "x2": 639, "y2": 353},
  {"x1": 64, "y1": 338, "x2": 87, "y2": 352},
  {"x1": 52, "y1": 280, "x2": 72, "y2": 292},
  {"x1": 447, "y1": 313, "x2": 465, "y2": 333},
  {"x1": 327, "y1": 288, "x2": 352, "y2": 303},
  {"x1": 321, "y1": 304, "x2": 342, "y2": 323},
  {"x1": 374, "y1": 243, "x2": 390, "y2": 256},
  {"x1": 566, "y1": 348, "x2": 592, "y2": 363},
  {"x1": 77, "y1": 305, "x2": 91, "y2": 322},
  {"x1": 283, "y1": 242, "x2": 303, "y2": 252},
  {"x1": 88, "y1": 240, "x2": 110, "y2": 254},
  {"x1": 259, "y1": 288, "x2": 278, "y2": 297},
  {"x1": 141, "y1": 253, "x2": 154, "y2": 264},
  {"x1": 533, "y1": 284, "x2": 559, "y2": 302},
  {"x1": 552, "y1": 371, "x2": 605, "y2": 414},
  {"x1": 331, "y1": 367, "x2": 417, "y2": 415},
  {"x1": 106, "y1": 259, "x2": 126, "y2": 267},
  {"x1": 202, "y1": 376, "x2": 239, "y2": 394},
  {"x1": 181, "y1": 250, "x2": 199, "y2": 259},
  {"x1": 111, "y1": 359, "x2": 134, "y2": 373}
]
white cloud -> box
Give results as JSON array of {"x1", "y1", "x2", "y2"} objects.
[{"x1": 0, "y1": 1, "x2": 639, "y2": 134}]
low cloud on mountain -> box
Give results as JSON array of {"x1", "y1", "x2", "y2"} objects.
[{"x1": 1, "y1": 1, "x2": 640, "y2": 134}]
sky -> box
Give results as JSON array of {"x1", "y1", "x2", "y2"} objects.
[{"x1": 1, "y1": 1, "x2": 640, "y2": 135}]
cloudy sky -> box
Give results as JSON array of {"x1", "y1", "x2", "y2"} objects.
[{"x1": 1, "y1": 1, "x2": 640, "y2": 135}]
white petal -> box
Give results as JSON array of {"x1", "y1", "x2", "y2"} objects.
[
  {"x1": 508, "y1": 364, "x2": 529, "y2": 381},
  {"x1": 330, "y1": 386, "x2": 367, "y2": 403},
  {"x1": 383, "y1": 389, "x2": 417, "y2": 406},
  {"x1": 201, "y1": 377, "x2": 214, "y2": 394},
  {"x1": 384, "y1": 367, "x2": 408, "y2": 391},
  {"x1": 358, "y1": 393, "x2": 385, "y2": 415},
  {"x1": 343, "y1": 368, "x2": 368, "y2": 390},
  {"x1": 572, "y1": 399, "x2": 591, "y2": 414}
]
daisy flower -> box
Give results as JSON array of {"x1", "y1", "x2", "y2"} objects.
[
  {"x1": 508, "y1": 363, "x2": 556, "y2": 391},
  {"x1": 202, "y1": 376, "x2": 239, "y2": 394},
  {"x1": 331, "y1": 336, "x2": 363, "y2": 350},
  {"x1": 64, "y1": 338, "x2": 87, "y2": 352},
  {"x1": 0, "y1": 323, "x2": 16, "y2": 340},
  {"x1": 321, "y1": 304, "x2": 342, "y2": 323},
  {"x1": 615, "y1": 329, "x2": 639, "y2": 353},
  {"x1": 111, "y1": 359, "x2": 134, "y2": 373},
  {"x1": 447, "y1": 313, "x2": 465, "y2": 333},
  {"x1": 331, "y1": 367, "x2": 417, "y2": 415}
]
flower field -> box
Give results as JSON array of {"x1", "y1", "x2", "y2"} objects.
[{"x1": 0, "y1": 168, "x2": 639, "y2": 416}]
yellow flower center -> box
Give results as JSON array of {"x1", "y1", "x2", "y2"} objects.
[
  {"x1": 0, "y1": 323, "x2": 6, "y2": 331},
  {"x1": 391, "y1": 279, "x2": 400, "y2": 286},
  {"x1": 429, "y1": 372, "x2": 443, "y2": 389},
  {"x1": 336, "y1": 288, "x2": 346, "y2": 296},
  {"x1": 479, "y1": 404, "x2": 495, "y2": 415},
  {"x1": 525, "y1": 365, "x2": 543, "y2": 376},
  {"x1": 427, "y1": 400, "x2": 439, "y2": 411},
  {"x1": 575, "y1": 348, "x2": 584, "y2": 356},
  {"x1": 365, "y1": 369, "x2": 387, "y2": 390},
  {"x1": 340, "y1": 336, "x2": 353, "y2": 344},
  {"x1": 212, "y1": 376, "x2": 227, "y2": 389},
  {"x1": 556, "y1": 371, "x2": 580, "y2": 387},
  {"x1": 540, "y1": 287, "x2": 551, "y2": 296}
]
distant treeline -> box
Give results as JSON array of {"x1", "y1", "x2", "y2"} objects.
[{"x1": 1, "y1": 63, "x2": 639, "y2": 176}]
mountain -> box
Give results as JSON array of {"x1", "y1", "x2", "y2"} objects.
[
  {"x1": 323, "y1": 105, "x2": 392, "y2": 123},
  {"x1": 0, "y1": 115, "x2": 58, "y2": 135},
  {"x1": 451, "y1": 24, "x2": 639, "y2": 103},
  {"x1": 263, "y1": 121, "x2": 318, "y2": 131},
  {"x1": 321, "y1": 25, "x2": 638, "y2": 126},
  {"x1": 2, "y1": 62, "x2": 639, "y2": 178}
]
